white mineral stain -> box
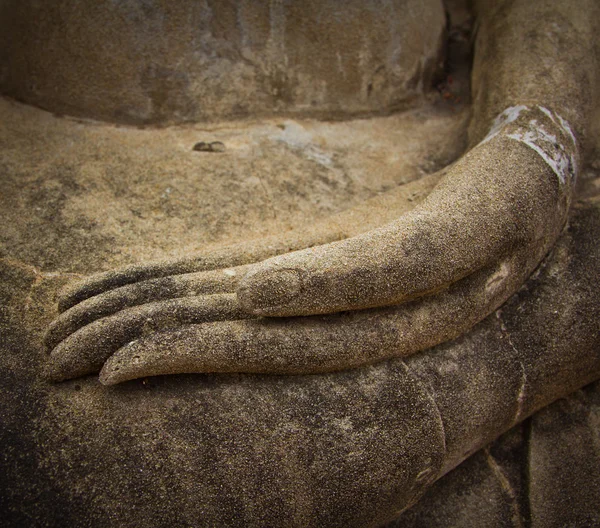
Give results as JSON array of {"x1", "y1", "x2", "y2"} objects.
[
  {"x1": 481, "y1": 105, "x2": 528, "y2": 144},
  {"x1": 275, "y1": 120, "x2": 334, "y2": 168},
  {"x1": 481, "y1": 105, "x2": 577, "y2": 184},
  {"x1": 507, "y1": 125, "x2": 571, "y2": 184}
]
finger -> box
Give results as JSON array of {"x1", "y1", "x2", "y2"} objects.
[
  {"x1": 45, "y1": 265, "x2": 252, "y2": 351},
  {"x1": 57, "y1": 231, "x2": 345, "y2": 313},
  {"x1": 238, "y1": 106, "x2": 576, "y2": 317},
  {"x1": 46, "y1": 294, "x2": 249, "y2": 382},
  {"x1": 100, "y1": 247, "x2": 536, "y2": 385},
  {"x1": 56, "y1": 173, "x2": 442, "y2": 312}
]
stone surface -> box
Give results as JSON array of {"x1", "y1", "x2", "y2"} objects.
[
  {"x1": 0, "y1": 0, "x2": 445, "y2": 125},
  {"x1": 0, "y1": 97, "x2": 467, "y2": 273},
  {"x1": 389, "y1": 381, "x2": 600, "y2": 528},
  {"x1": 0, "y1": 95, "x2": 464, "y2": 527},
  {"x1": 1, "y1": 93, "x2": 600, "y2": 526},
  {"x1": 1, "y1": 0, "x2": 600, "y2": 525}
]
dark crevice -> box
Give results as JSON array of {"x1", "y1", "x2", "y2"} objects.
[{"x1": 521, "y1": 417, "x2": 533, "y2": 528}]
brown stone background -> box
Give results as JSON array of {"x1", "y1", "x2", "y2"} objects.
[{"x1": 0, "y1": 0, "x2": 445, "y2": 125}]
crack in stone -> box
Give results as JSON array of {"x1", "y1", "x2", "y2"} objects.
[
  {"x1": 401, "y1": 359, "x2": 447, "y2": 484},
  {"x1": 484, "y1": 447, "x2": 525, "y2": 528},
  {"x1": 514, "y1": 360, "x2": 527, "y2": 426},
  {"x1": 496, "y1": 309, "x2": 527, "y2": 425}
]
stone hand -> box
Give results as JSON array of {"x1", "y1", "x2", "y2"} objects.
[{"x1": 45, "y1": 105, "x2": 578, "y2": 385}]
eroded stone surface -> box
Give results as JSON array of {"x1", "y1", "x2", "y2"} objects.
[
  {"x1": 0, "y1": 98, "x2": 468, "y2": 273},
  {"x1": 1, "y1": 0, "x2": 600, "y2": 525},
  {"x1": 0, "y1": 0, "x2": 445, "y2": 125}
]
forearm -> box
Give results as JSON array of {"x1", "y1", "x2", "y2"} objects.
[{"x1": 469, "y1": 0, "x2": 599, "y2": 145}]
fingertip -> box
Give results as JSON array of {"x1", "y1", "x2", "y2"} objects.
[
  {"x1": 57, "y1": 271, "x2": 120, "y2": 312},
  {"x1": 46, "y1": 338, "x2": 104, "y2": 383},
  {"x1": 99, "y1": 356, "x2": 126, "y2": 385},
  {"x1": 98, "y1": 368, "x2": 121, "y2": 386},
  {"x1": 42, "y1": 330, "x2": 54, "y2": 353},
  {"x1": 57, "y1": 281, "x2": 83, "y2": 313},
  {"x1": 99, "y1": 343, "x2": 144, "y2": 385},
  {"x1": 43, "y1": 359, "x2": 67, "y2": 383},
  {"x1": 43, "y1": 318, "x2": 64, "y2": 352}
]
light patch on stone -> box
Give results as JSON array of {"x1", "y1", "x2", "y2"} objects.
[
  {"x1": 556, "y1": 113, "x2": 577, "y2": 145},
  {"x1": 485, "y1": 261, "x2": 510, "y2": 294},
  {"x1": 538, "y1": 105, "x2": 558, "y2": 126},
  {"x1": 416, "y1": 467, "x2": 433, "y2": 482},
  {"x1": 275, "y1": 120, "x2": 334, "y2": 168},
  {"x1": 482, "y1": 105, "x2": 577, "y2": 184},
  {"x1": 277, "y1": 121, "x2": 313, "y2": 148},
  {"x1": 507, "y1": 124, "x2": 572, "y2": 184},
  {"x1": 481, "y1": 105, "x2": 528, "y2": 144},
  {"x1": 333, "y1": 416, "x2": 354, "y2": 432},
  {"x1": 223, "y1": 269, "x2": 237, "y2": 277},
  {"x1": 554, "y1": 111, "x2": 578, "y2": 175}
]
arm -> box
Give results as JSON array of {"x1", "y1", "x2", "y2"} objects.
[{"x1": 46, "y1": 0, "x2": 598, "y2": 384}]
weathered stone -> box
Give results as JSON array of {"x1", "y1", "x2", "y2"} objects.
[
  {"x1": 0, "y1": 0, "x2": 445, "y2": 125},
  {"x1": 1, "y1": 0, "x2": 600, "y2": 526}
]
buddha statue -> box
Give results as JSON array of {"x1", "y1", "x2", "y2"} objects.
[{"x1": 0, "y1": 0, "x2": 599, "y2": 525}]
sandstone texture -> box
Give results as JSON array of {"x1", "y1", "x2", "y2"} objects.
[
  {"x1": 1, "y1": 91, "x2": 600, "y2": 526},
  {"x1": 0, "y1": 0, "x2": 445, "y2": 125},
  {"x1": 1, "y1": 0, "x2": 600, "y2": 525}
]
